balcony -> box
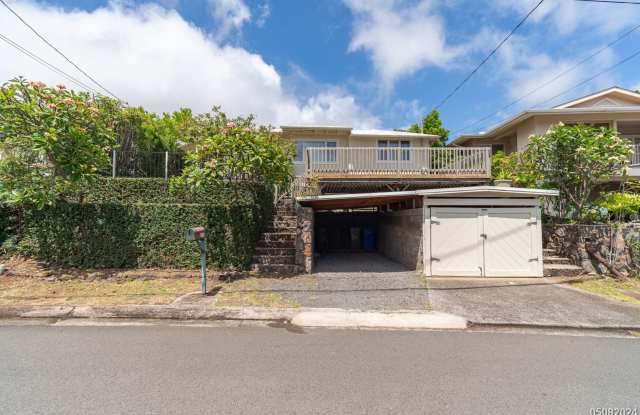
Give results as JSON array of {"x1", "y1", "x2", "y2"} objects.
[{"x1": 303, "y1": 147, "x2": 492, "y2": 179}]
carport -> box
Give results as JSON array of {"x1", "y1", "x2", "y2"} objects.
[{"x1": 297, "y1": 186, "x2": 558, "y2": 277}]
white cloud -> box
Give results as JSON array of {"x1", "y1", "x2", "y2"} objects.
[
  {"x1": 490, "y1": 0, "x2": 640, "y2": 35},
  {"x1": 208, "y1": 0, "x2": 251, "y2": 40},
  {"x1": 343, "y1": 0, "x2": 466, "y2": 89},
  {"x1": 0, "y1": 1, "x2": 379, "y2": 128}
]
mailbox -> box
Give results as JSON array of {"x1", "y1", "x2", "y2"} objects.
[
  {"x1": 186, "y1": 227, "x2": 206, "y2": 241},
  {"x1": 186, "y1": 227, "x2": 207, "y2": 295}
]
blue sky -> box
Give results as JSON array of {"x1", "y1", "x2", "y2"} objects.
[{"x1": 2, "y1": 0, "x2": 640, "y2": 139}]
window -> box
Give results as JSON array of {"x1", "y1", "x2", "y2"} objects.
[
  {"x1": 294, "y1": 140, "x2": 337, "y2": 163},
  {"x1": 378, "y1": 140, "x2": 410, "y2": 161}
]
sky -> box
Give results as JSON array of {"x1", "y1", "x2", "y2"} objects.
[{"x1": 2, "y1": 0, "x2": 640, "y2": 140}]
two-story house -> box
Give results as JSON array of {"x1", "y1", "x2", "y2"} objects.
[
  {"x1": 450, "y1": 86, "x2": 640, "y2": 176},
  {"x1": 276, "y1": 125, "x2": 492, "y2": 194}
]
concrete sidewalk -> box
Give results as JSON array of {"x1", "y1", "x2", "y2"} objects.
[{"x1": 427, "y1": 278, "x2": 640, "y2": 330}]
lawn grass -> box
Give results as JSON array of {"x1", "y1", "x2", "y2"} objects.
[
  {"x1": 0, "y1": 277, "x2": 209, "y2": 306},
  {"x1": 570, "y1": 277, "x2": 640, "y2": 306}
]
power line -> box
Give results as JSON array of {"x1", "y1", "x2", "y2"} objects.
[
  {"x1": 450, "y1": 22, "x2": 640, "y2": 136},
  {"x1": 534, "y1": 46, "x2": 640, "y2": 107},
  {"x1": 453, "y1": 45, "x2": 640, "y2": 139},
  {"x1": 574, "y1": 0, "x2": 640, "y2": 4},
  {"x1": 0, "y1": 0, "x2": 122, "y2": 101},
  {"x1": 0, "y1": 32, "x2": 102, "y2": 95},
  {"x1": 434, "y1": 0, "x2": 545, "y2": 110}
]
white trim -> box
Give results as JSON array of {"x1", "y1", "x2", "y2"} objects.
[
  {"x1": 296, "y1": 186, "x2": 558, "y2": 204},
  {"x1": 423, "y1": 198, "x2": 539, "y2": 206},
  {"x1": 423, "y1": 206, "x2": 431, "y2": 277},
  {"x1": 553, "y1": 87, "x2": 640, "y2": 109}
]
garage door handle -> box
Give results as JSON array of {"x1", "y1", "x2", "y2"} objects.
[
  {"x1": 431, "y1": 219, "x2": 440, "y2": 225},
  {"x1": 431, "y1": 257, "x2": 440, "y2": 262},
  {"x1": 480, "y1": 233, "x2": 487, "y2": 239},
  {"x1": 529, "y1": 257, "x2": 539, "y2": 262}
]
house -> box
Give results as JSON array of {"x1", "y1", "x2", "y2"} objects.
[
  {"x1": 274, "y1": 125, "x2": 492, "y2": 194},
  {"x1": 450, "y1": 86, "x2": 640, "y2": 176},
  {"x1": 256, "y1": 125, "x2": 559, "y2": 278}
]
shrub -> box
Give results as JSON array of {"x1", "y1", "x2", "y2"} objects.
[{"x1": 596, "y1": 192, "x2": 640, "y2": 221}]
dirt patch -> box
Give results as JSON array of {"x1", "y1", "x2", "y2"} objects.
[
  {"x1": 569, "y1": 277, "x2": 640, "y2": 306},
  {"x1": 214, "y1": 291, "x2": 300, "y2": 308},
  {"x1": 0, "y1": 256, "x2": 213, "y2": 281},
  {"x1": 0, "y1": 276, "x2": 218, "y2": 306}
]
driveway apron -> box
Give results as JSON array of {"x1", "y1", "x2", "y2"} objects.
[{"x1": 427, "y1": 278, "x2": 640, "y2": 328}]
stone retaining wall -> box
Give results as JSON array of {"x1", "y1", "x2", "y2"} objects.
[
  {"x1": 543, "y1": 223, "x2": 640, "y2": 276},
  {"x1": 295, "y1": 205, "x2": 314, "y2": 273},
  {"x1": 378, "y1": 208, "x2": 423, "y2": 271}
]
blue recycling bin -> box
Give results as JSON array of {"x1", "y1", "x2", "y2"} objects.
[{"x1": 362, "y1": 226, "x2": 376, "y2": 251}]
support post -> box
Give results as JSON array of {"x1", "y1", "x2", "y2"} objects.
[
  {"x1": 112, "y1": 149, "x2": 116, "y2": 178},
  {"x1": 198, "y1": 239, "x2": 207, "y2": 295},
  {"x1": 164, "y1": 151, "x2": 169, "y2": 180}
]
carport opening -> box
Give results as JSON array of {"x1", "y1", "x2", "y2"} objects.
[{"x1": 312, "y1": 197, "x2": 424, "y2": 273}]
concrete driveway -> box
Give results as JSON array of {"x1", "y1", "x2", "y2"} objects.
[
  {"x1": 284, "y1": 253, "x2": 429, "y2": 311},
  {"x1": 427, "y1": 277, "x2": 640, "y2": 329}
]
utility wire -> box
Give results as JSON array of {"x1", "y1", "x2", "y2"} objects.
[
  {"x1": 453, "y1": 45, "x2": 640, "y2": 139},
  {"x1": 574, "y1": 0, "x2": 640, "y2": 5},
  {"x1": 434, "y1": 0, "x2": 545, "y2": 110},
  {"x1": 534, "y1": 46, "x2": 640, "y2": 107},
  {"x1": 0, "y1": 0, "x2": 122, "y2": 101},
  {"x1": 450, "y1": 22, "x2": 640, "y2": 136},
  {"x1": 0, "y1": 32, "x2": 102, "y2": 95}
]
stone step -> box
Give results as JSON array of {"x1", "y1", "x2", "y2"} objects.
[
  {"x1": 266, "y1": 225, "x2": 297, "y2": 233},
  {"x1": 543, "y1": 248, "x2": 557, "y2": 255},
  {"x1": 251, "y1": 263, "x2": 301, "y2": 275},
  {"x1": 543, "y1": 263, "x2": 584, "y2": 277},
  {"x1": 252, "y1": 255, "x2": 296, "y2": 265},
  {"x1": 256, "y1": 240, "x2": 296, "y2": 249},
  {"x1": 543, "y1": 256, "x2": 571, "y2": 265},
  {"x1": 259, "y1": 232, "x2": 296, "y2": 243},
  {"x1": 255, "y1": 247, "x2": 296, "y2": 256}
]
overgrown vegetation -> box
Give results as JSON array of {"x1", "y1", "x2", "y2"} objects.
[{"x1": 0, "y1": 78, "x2": 291, "y2": 270}]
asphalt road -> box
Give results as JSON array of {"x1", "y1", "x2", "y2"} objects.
[{"x1": 1, "y1": 323, "x2": 638, "y2": 414}]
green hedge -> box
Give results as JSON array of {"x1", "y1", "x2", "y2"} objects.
[
  {"x1": 9, "y1": 178, "x2": 274, "y2": 269},
  {"x1": 67, "y1": 177, "x2": 261, "y2": 205}
]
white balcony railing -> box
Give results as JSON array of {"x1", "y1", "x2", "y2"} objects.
[{"x1": 304, "y1": 147, "x2": 491, "y2": 178}]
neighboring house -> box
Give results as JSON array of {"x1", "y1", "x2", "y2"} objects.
[
  {"x1": 450, "y1": 86, "x2": 640, "y2": 176},
  {"x1": 275, "y1": 125, "x2": 492, "y2": 193}
]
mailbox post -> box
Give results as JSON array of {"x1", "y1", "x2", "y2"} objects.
[{"x1": 186, "y1": 227, "x2": 207, "y2": 295}]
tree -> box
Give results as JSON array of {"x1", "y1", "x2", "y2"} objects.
[
  {"x1": 0, "y1": 78, "x2": 117, "y2": 208},
  {"x1": 170, "y1": 108, "x2": 293, "y2": 194},
  {"x1": 526, "y1": 123, "x2": 632, "y2": 220},
  {"x1": 408, "y1": 109, "x2": 449, "y2": 147}
]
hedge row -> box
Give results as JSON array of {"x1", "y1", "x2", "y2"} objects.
[
  {"x1": 6, "y1": 178, "x2": 274, "y2": 269},
  {"x1": 67, "y1": 177, "x2": 261, "y2": 205}
]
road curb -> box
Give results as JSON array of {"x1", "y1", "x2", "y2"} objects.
[
  {"x1": 291, "y1": 310, "x2": 468, "y2": 329},
  {"x1": 469, "y1": 321, "x2": 640, "y2": 331}
]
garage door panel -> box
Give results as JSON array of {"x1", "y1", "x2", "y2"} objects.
[
  {"x1": 484, "y1": 208, "x2": 540, "y2": 277},
  {"x1": 430, "y1": 208, "x2": 483, "y2": 276}
]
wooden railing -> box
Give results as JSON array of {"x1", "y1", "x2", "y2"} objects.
[{"x1": 305, "y1": 147, "x2": 491, "y2": 178}]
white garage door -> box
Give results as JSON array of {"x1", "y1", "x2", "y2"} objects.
[{"x1": 430, "y1": 207, "x2": 542, "y2": 277}]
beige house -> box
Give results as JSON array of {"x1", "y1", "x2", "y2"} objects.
[
  {"x1": 276, "y1": 125, "x2": 492, "y2": 193},
  {"x1": 451, "y1": 87, "x2": 640, "y2": 175}
]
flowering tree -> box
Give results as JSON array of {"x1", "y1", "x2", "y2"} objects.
[
  {"x1": 0, "y1": 78, "x2": 116, "y2": 207},
  {"x1": 170, "y1": 108, "x2": 293, "y2": 194},
  {"x1": 526, "y1": 123, "x2": 632, "y2": 220}
]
